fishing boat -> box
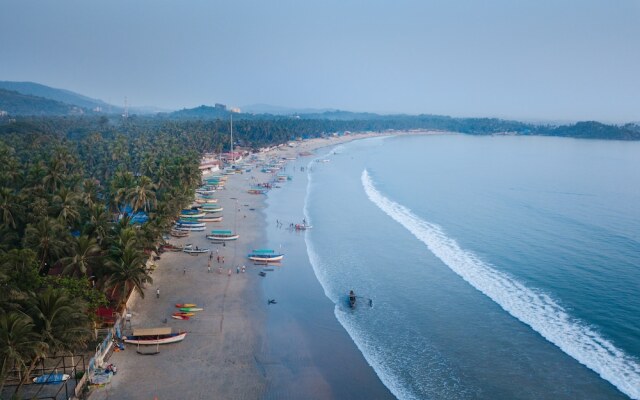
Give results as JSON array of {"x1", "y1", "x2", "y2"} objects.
[
  {"x1": 33, "y1": 373, "x2": 70, "y2": 384},
  {"x1": 207, "y1": 230, "x2": 239, "y2": 241},
  {"x1": 161, "y1": 243, "x2": 183, "y2": 252},
  {"x1": 123, "y1": 327, "x2": 187, "y2": 345},
  {"x1": 171, "y1": 315, "x2": 190, "y2": 320},
  {"x1": 294, "y1": 224, "x2": 312, "y2": 230},
  {"x1": 199, "y1": 216, "x2": 223, "y2": 222},
  {"x1": 195, "y1": 198, "x2": 218, "y2": 204},
  {"x1": 179, "y1": 307, "x2": 204, "y2": 312},
  {"x1": 170, "y1": 229, "x2": 189, "y2": 237},
  {"x1": 195, "y1": 188, "x2": 216, "y2": 195},
  {"x1": 248, "y1": 249, "x2": 284, "y2": 262},
  {"x1": 181, "y1": 208, "x2": 202, "y2": 215},
  {"x1": 183, "y1": 245, "x2": 209, "y2": 254},
  {"x1": 174, "y1": 225, "x2": 205, "y2": 232},
  {"x1": 180, "y1": 212, "x2": 205, "y2": 219},
  {"x1": 177, "y1": 218, "x2": 206, "y2": 226},
  {"x1": 200, "y1": 205, "x2": 223, "y2": 212}
]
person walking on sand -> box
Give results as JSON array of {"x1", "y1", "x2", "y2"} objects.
[
  {"x1": 236, "y1": 266, "x2": 240, "y2": 274},
  {"x1": 183, "y1": 267, "x2": 186, "y2": 275},
  {"x1": 227, "y1": 269, "x2": 231, "y2": 276},
  {"x1": 156, "y1": 287, "x2": 160, "y2": 298}
]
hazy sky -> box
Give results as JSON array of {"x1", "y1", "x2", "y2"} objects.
[{"x1": 1, "y1": 0, "x2": 639, "y2": 122}]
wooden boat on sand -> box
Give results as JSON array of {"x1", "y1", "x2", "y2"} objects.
[
  {"x1": 183, "y1": 245, "x2": 209, "y2": 254},
  {"x1": 175, "y1": 303, "x2": 197, "y2": 308},
  {"x1": 207, "y1": 230, "x2": 239, "y2": 241},
  {"x1": 248, "y1": 249, "x2": 284, "y2": 262},
  {"x1": 123, "y1": 327, "x2": 187, "y2": 345}
]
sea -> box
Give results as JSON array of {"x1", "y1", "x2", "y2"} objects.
[{"x1": 297, "y1": 134, "x2": 640, "y2": 399}]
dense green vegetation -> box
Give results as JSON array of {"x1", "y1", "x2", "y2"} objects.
[{"x1": 0, "y1": 116, "x2": 202, "y2": 394}]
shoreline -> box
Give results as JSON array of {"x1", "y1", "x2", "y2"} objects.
[{"x1": 87, "y1": 132, "x2": 394, "y2": 399}]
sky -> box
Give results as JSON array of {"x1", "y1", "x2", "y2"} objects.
[{"x1": 1, "y1": 0, "x2": 639, "y2": 122}]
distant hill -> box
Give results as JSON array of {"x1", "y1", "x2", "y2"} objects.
[
  {"x1": 241, "y1": 103, "x2": 338, "y2": 115},
  {"x1": 169, "y1": 105, "x2": 232, "y2": 119},
  {"x1": 0, "y1": 88, "x2": 87, "y2": 116},
  {"x1": 0, "y1": 81, "x2": 118, "y2": 112}
]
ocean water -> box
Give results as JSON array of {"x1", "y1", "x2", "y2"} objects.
[{"x1": 303, "y1": 134, "x2": 640, "y2": 399}]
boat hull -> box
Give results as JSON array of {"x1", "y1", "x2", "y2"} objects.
[
  {"x1": 123, "y1": 332, "x2": 187, "y2": 345},
  {"x1": 248, "y1": 255, "x2": 284, "y2": 262},
  {"x1": 207, "y1": 234, "x2": 239, "y2": 241}
]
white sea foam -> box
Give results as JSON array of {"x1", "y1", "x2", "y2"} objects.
[{"x1": 361, "y1": 169, "x2": 640, "y2": 400}]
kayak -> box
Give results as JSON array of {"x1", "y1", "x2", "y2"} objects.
[
  {"x1": 172, "y1": 312, "x2": 195, "y2": 317},
  {"x1": 175, "y1": 303, "x2": 197, "y2": 308}
]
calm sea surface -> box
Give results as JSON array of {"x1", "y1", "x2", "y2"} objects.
[{"x1": 303, "y1": 134, "x2": 640, "y2": 399}]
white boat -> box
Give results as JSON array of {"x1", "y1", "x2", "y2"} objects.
[
  {"x1": 207, "y1": 230, "x2": 239, "y2": 241},
  {"x1": 199, "y1": 216, "x2": 223, "y2": 222},
  {"x1": 180, "y1": 212, "x2": 205, "y2": 219},
  {"x1": 183, "y1": 245, "x2": 209, "y2": 254},
  {"x1": 123, "y1": 327, "x2": 187, "y2": 345},
  {"x1": 174, "y1": 225, "x2": 205, "y2": 232},
  {"x1": 248, "y1": 249, "x2": 284, "y2": 262}
]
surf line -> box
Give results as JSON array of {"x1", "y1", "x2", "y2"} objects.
[{"x1": 361, "y1": 169, "x2": 640, "y2": 400}]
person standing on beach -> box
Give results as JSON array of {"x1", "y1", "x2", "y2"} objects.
[
  {"x1": 227, "y1": 269, "x2": 231, "y2": 276},
  {"x1": 156, "y1": 287, "x2": 160, "y2": 298}
]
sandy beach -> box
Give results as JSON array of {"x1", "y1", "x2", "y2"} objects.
[{"x1": 87, "y1": 133, "x2": 394, "y2": 400}]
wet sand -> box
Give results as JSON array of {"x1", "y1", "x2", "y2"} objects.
[{"x1": 88, "y1": 133, "x2": 394, "y2": 400}]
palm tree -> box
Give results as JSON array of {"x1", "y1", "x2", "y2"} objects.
[
  {"x1": 104, "y1": 243, "x2": 152, "y2": 303},
  {"x1": 14, "y1": 289, "x2": 91, "y2": 396},
  {"x1": 23, "y1": 217, "x2": 68, "y2": 270},
  {"x1": 0, "y1": 312, "x2": 44, "y2": 393},
  {"x1": 51, "y1": 187, "x2": 81, "y2": 226},
  {"x1": 42, "y1": 158, "x2": 66, "y2": 193},
  {"x1": 83, "y1": 204, "x2": 111, "y2": 245},
  {"x1": 0, "y1": 187, "x2": 21, "y2": 230},
  {"x1": 80, "y1": 178, "x2": 101, "y2": 209},
  {"x1": 126, "y1": 176, "x2": 157, "y2": 213},
  {"x1": 109, "y1": 170, "x2": 136, "y2": 213},
  {"x1": 60, "y1": 235, "x2": 102, "y2": 277}
]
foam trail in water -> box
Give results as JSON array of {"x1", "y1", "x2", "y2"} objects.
[{"x1": 362, "y1": 169, "x2": 640, "y2": 400}]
